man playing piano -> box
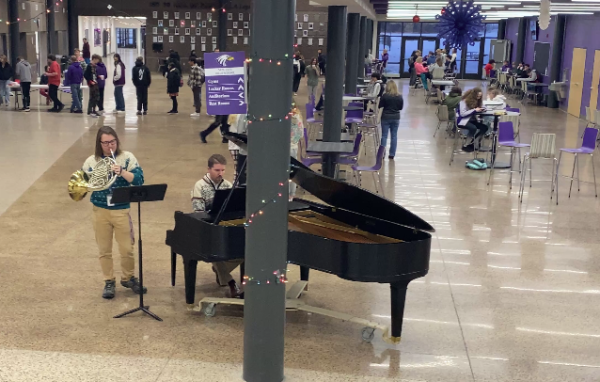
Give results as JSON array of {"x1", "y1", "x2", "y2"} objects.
[{"x1": 191, "y1": 154, "x2": 244, "y2": 298}]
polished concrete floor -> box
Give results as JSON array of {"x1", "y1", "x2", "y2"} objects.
[{"x1": 0, "y1": 60, "x2": 599, "y2": 381}]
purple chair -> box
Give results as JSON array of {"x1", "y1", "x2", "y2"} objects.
[
  {"x1": 487, "y1": 121, "x2": 530, "y2": 188},
  {"x1": 351, "y1": 145, "x2": 386, "y2": 197},
  {"x1": 556, "y1": 127, "x2": 598, "y2": 201},
  {"x1": 299, "y1": 136, "x2": 322, "y2": 168},
  {"x1": 506, "y1": 107, "x2": 520, "y2": 113},
  {"x1": 337, "y1": 133, "x2": 363, "y2": 166},
  {"x1": 345, "y1": 102, "x2": 364, "y2": 124}
]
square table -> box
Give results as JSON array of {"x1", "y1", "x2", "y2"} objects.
[
  {"x1": 432, "y1": 80, "x2": 455, "y2": 87},
  {"x1": 317, "y1": 132, "x2": 353, "y2": 142},
  {"x1": 307, "y1": 141, "x2": 354, "y2": 153}
]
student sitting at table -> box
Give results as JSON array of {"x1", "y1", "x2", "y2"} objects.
[
  {"x1": 414, "y1": 57, "x2": 429, "y2": 91},
  {"x1": 501, "y1": 61, "x2": 510, "y2": 72},
  {"x1": 457, "y1": 87, "x2": 488, "y2": 152},
  {"x1": 519, "y1": 64, "x2": 537, "y2": 82},
  {"x1": 443, "y1": 86, "x2": 462, "y2": 130},
  {"x1": 482, "y1": 88, "x2": 507, "y2": 126},
  {"x1": 516, "y1": 62, "x2": 525, "y2": 77}
]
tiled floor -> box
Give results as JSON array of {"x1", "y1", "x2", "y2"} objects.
[{"x1": 0, "y1": 61, "x2": 599, "y2": 381}]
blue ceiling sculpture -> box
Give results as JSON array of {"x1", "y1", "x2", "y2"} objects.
[{"x1": 436, "y1": 1, "x2": 486, "y2": 48}]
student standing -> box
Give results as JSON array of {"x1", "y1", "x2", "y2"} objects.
[
  {"x1": 45, "y1": 55, "x2": 64, "y2": 113},
  {"x1": 132, "y1": 56, "x2": 151, "y2": 115},
  {"x1": 96, "y1": 57, "x2": 108, "y2": 115},
  {"x1": 112, "y1": 53, "x2": 126, "y2": 114},
  {"x1": 66, "y1": 55, "x2": 84, "y2": 114},
  {"x1": 84, "y1": 54, "x2": 101, "y2": 117},
  {"x1": 381, "y1": 49, "x2": 389, "y2": 72},
  {"x1": 82, "y1": 38, "x2": 91, "y2": 64},
  {"x1": 15, "y1": 56, "x2": 32, "y2": 112},
  {"x1": 378, "y1": 80, "x2": 403, "y2": 160},
  {"x1": 317, "y1": 49, "x2": 326, "y2": 75},
  {"x1": 188, "y1": 58, "x2": 205, "y2": 117},
  {"x1": 0, "y1": 55, "x2": 12, "y2": 107},
  {"x1": 166, "y1": 62, "x2": 180, "y2": 114},
  {"x1": 305, "y1": 58, "x2": 319, "y2": 102},
  {"x1": 292, "y1": 54, "x2": 302, "y2": 95}
]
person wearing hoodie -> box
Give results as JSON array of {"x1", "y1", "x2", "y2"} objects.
[
  {"x1": 66, "y1": 55, "x2": 84, "y2": 113},
  {"x1": 15, "y1": 57, "x2": 32, "y2": 112},
  {"x1": 442, "y1": 86, "x2": 462, "y2": 123},
  {"x1": 113, "y1": 53, "x2": 126, "y2": 113},
  {"x1": 84, "y1": 54, "x2": 101, "y2": 117},
  {"x1": 132, "y1": 56, "x2": 151, "y2": 115},
  {"x1": 166, "y1": 62, "x2": 181, "y2": 114},
  {"x1": 95, "y1": 57, "x2": 108, "y2": 114},
  {"x1": 364, "y1": 72, "x2": 383, "y2": 111},
  {"x1": 0, "y1": 55, "x2": 13, "y2": 107},
  {"x1": 82, "y1": 38, "x2": 91, "y2": 64}
]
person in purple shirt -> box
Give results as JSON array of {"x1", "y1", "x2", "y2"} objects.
[
  {"x1": 381, "y1": 49, "x2": 389, "y2": 72},
  {"x1": 501, "y1": 60, "x2": 510, "y2": 72},
  {"x1": 95, "y1": 57, "x2": 108, "y2": 114},
  {"x1": 65, "y1": 56, "x2": 84, "y2": 113}
]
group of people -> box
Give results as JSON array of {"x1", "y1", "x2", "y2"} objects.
[
  {"x1": 409, "y1": 49, "x2": 457, "y2": 90},
  {"x1": 485, "y1": 59, "x2": 538, "y2": 83}
]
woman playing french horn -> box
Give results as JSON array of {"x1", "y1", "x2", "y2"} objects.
[{"x1": 82, "y1": 126, "x2": 145, "y2": 299}]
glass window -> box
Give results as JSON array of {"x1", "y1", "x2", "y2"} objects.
[
  {"x1": 402, "y1": 39, "x2": 419, "y2": 73},
  {"x1": 482, "y1": 38, "x2": 493, "y2": 65},
  {"x1": 386, "y1": 22, "x2": 403, "y2": 35},
  {"x1": 465, "y1": 41, "x2": 481, "y2": 74},
  {"x1": 403, "y1": 23, "x2": 420, "y2": 36},
  {"x1": 485, "y1": 23, "x2": 499, "y2": 38},
  {"x1": 421, "y1": 23, "x2": 438, "y2": 37},
  {"x1": 386, "y1": 63, "x2": 400, "y2": 76},
  {"x1": 388, "y1": 36, "x2": 402, "y2": 63}
]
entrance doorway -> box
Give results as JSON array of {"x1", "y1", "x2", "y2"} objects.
[
  {"x1": 400, "y1": 37, "x2": 439, "y2": 77},
  {"x1": 116, "y1": 28, "x2": 137, "y2": 49}
]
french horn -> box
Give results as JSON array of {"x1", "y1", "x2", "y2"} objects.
[{"x1": 68, "y1": 156, "x2": 118, "y2": 201}]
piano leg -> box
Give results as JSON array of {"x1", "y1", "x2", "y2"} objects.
[
  {"x1": 390, "y1": 281, "x2": 409, "y2": 343},
  {"x1": 300, "y1": 267, "x2": 310, "y2": 290},
  {"x1": 183, "y1": 259, "x2": 198, "y2": 305},
  {"x1": 171, "y1": 251, "x2": 177, "y2": 287}
]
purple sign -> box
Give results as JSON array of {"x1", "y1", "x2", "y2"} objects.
[{"x1": 205, "y1": 51, "x2": 247, "y2": 115}]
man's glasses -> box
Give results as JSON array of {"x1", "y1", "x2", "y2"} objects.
[{"x1": 100, "y1": 139, "x2": 117, "y2": 147}]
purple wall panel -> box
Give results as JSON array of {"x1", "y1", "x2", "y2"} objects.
[
  {"x1": 562, "y1": 16, "x2": 600, "y2": 116},
  {"x1": 505, "y1": 18, "x2": 519, "y2": 62}
]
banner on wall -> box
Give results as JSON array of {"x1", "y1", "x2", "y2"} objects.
[
  {"x1": 94, "y1": 29, "x2": 102, "y2": 47},
  {"x1": 204, "y1": 51, "x2": 248, "y2": 116}
]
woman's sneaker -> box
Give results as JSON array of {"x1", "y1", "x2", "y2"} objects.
[
  {"x1": 102, "y1": 280, "x2": 116, "y2": 299},
  {"x1": 121, "y1": 276, "x2": 147, "y2": 294}
]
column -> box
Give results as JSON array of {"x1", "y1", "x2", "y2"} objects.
[
  {"x1": 322, "y1": 6, "x2": 347, "y2": 178},
  {"x1": 47, "y1": 0, "x2": 56, "y2": 54},
  {"x1": 243, "y1": 0, "x2": 294, "y2": 381},
  {"x1": 366, "y1": 19, "x2": 374, "y2": 55},
  {"x1": 516, "y1": 18, "x2": 526, "y2": 64},
  {"x1": 345, "y1": 13, "x2": 360, "y2": 95},
  {"x1": 548, "y1": 15, "x2": 566, "y2": 108},
  {"x1": 498, "y1": 20, "x2": 506, "y2": 40},
  {"x1": 8, "y1": 0, "x2": 19, "y2": 67},
  {"x1": 357, "y1": 16, "x2": 367, "y2": 81},
  {"x1": 67, "y1": 0, "x2": 78, "y2": 55}
]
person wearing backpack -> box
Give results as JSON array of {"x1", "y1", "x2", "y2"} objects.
[
  {"x1": 364, "y1": 72, "x2": 383, "y2": 111},
  {"x1": 188, "y1": 58, "x2": 205, "y2": 117},
  {"x1": 132, "y1": 56, "x2": 152, "y2": 115}
]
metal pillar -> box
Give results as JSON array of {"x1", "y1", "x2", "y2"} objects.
[
  {"x1": 67, "y1": 0, "x2": 78, "y2": 56},
  {"x1": 322, "y1": 6, "x2": 347, "y2": 178},
  {"x1": 498, "y1": 20, "x2": 506, "y2": 40},
  {"x1": 516, "y1": 18, "x2": 526, "y2": 64},
  {"x1": 357, "y1": 16, "x2": 367, "y2": 81},
  {"x1": 345, "y1": 13, "x2": 360, "y2": 95},
  {"x1": 367, "y1": 19, "x2": 374, "y2": 55},
  {"x1": 243, "y1": 0, "x2": 294, "y2": 381},
  {"x1": 548, "y1": 15, "x2": 566, "y2": 108},
  {"x1": 8, "y1": 0, "x2": 19, "y2": 68},
  {"x1": 47, "y1": 0, "x2": 57, "y2": 55}
]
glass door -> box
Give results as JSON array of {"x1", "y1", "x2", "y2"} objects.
[
  {"x1": 422, "y1": 38, "x2": 437, "y2": 61},
  {"x1": 463, "y1": 41, "x2": 482, "y2": 79},
  {"x1": 401, "y1": 38, "x2": 419, "y2": 77}
]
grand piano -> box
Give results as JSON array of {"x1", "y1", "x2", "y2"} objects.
[{"x1": 166, "y1": 137, "x2": 434, "y2": 343}]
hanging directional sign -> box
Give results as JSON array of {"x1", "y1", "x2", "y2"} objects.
[{"x1": 205, "y1": 51, "x2": 248, "y2": 115}]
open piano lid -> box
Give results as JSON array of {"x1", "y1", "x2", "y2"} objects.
[{"x1": 225, "y1": 132, "x2": 435, "y2": 233}]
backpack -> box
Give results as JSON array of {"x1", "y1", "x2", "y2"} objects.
[{"x1": 377, "y1": 82, "x2": 385, "y2": 98}]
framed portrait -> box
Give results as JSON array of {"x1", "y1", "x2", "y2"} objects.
[
  {"x1": 212, "y1": 36, "x2": 217, "y2": 43},
  {"x1": 158, "y1": 36, "x2": 163, "y2": 42},
  {"x1": 169, "y1": 36, "x2": 174, "y2": 43},
  {"x1": 163, "y1": 11, "x2": 168, "y2": 19},
  {"x1": 244, "y1": 37, "x2": 248, "y2": 45},
  {"x1": 308, "y1": 22, "x2": 313, "y2": 30},
  {"x1": 164, "y1": 28, "x2": 168, "y2": 35},
  {"x1": 153, "y1": 36, "x2": 157, "y2": 42},
  {"x1": 207, "y1": 13, "x2": 212, "y2": 21},
  {"x1": 195, "y1": 28, "x2": 200, "y2": 35},
  {"x1": 174, "y1": 12, "x2": 180, "y2": 19},
  {"x1": 318, "y1": 38, "x2": 324, "y2": 46},
  {"x1": 152, "y1": 27, "x2": 157, "y2": 34},
  {"x1": 212, "y1": 21, "x2": 217, "y2": 28},
  {"x1": 297, "y1": 23, "x2": 302, "y2": 29},
  {"x1": 233, "y1": 22, "x2": 238, "y2": 29},
  {"x1": 169, "y1": 20, "x2": 174, "y2": 27},
  {"x1": 244, "y1": 21, "x2": 249, "y2": 29},
  {"x1": 207, "y1": 28, "x2": 212, "y2": 36},
  {"x1": 297, "y1": 37, "x2": 302, "y2": 45},
  {"x1": 190, "y1": 21, "x2": 195, "y2": 28},
  {"x1": 201, "y1": 36, "x2": 206, "y2": 43},
  {"x1": 175, "y1": 28, "x2": 179, "y2": 35},
  {"x1": 304, "y1": 14, "x2": 309, "y2": 22},
  {"x1": 202, "y1": 21, "x2": 207, "y2": 28},
  {"x1": 185, "y1": 12, "x2": 190, "y2": 19},
  {"x1": 201, "y1": 44, "x2": 206, "y2": 51},
  {"x1": 238, "y1": 29, "x2": 243, "y2": 36},
  {"x1": 191, "y1": 43, "x2": 195, "y2": 51},
  {"x1": 180, "y1": 36, "x2": 185, "y2": 43},
  {"x1": 152, "y1": 11, "x2": 157, "y2": 19},
  {"x1": 239, "y1": 13, "x2": 244, "y2": 21},
  {"x1": 158, "y1": 20, "x2": 163, "y2": 27},
  {"x1": 308, "y1": 38, "x2": 313, "y2": 45},
  {"x1": 196, "y1": 12, "x2": 201, "y2": 20},
  {"x1": 302, "y1": 30, "x2": 308, "y2": 37},
  {"x1": 185, "y1": 28, "x2": 190, "y2": 35},
  {"x1": 294, "y1": 30, "x2": 297, "y2": 37},
  {"x1": 233, "y1": 37, "x2": 238, "y2": 44},
  {"x1": 191, "y1": 36, "x2": 195, "y2": 43},
  {"x1": 227, "y1": 29, "x2": 232, "y2": 36},
  {"x1": 227, "y1": 13, "x2": 232, "y2": 20},
  {"x1": 212, "y1": 44, "x2": 217, "y2": 51}
]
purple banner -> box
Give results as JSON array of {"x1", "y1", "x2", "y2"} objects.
[{"x1": 205, "y1": 51, "x2": 247, "y2": 115}]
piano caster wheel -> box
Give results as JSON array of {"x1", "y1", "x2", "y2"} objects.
[
  {"x1": 204, "y1": 303, "x2": 217, "y2": 317},
  {"x1": 362, "y1": 327, "x2": 375, "y2": 343}
]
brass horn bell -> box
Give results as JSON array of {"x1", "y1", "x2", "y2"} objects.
[{"x1": 68, "y1": 170, "x2": 91, "y2": 201}]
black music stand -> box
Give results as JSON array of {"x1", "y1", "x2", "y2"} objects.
[{"x1": 112, "y1": 184, "x2": 168, "y2": 322}]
